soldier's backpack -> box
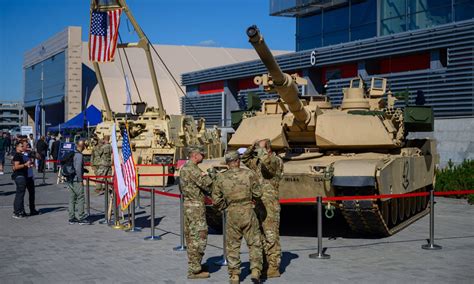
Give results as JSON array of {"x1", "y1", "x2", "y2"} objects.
[{"x1": 60, "y1": 152, "x2": 76, "y2": 179}]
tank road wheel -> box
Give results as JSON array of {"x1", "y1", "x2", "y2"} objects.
[
  {"x1": 421, "y1": 187, "x2": 428, "y2": 210},
  {"x1": 416, "y1": 189, "x2": 422, "y2": 212},
  {"x1": 381, "y1": 201, "x2": 390, "y2": 225},
  {"x1": 390, "y1": 199, "x2": 398, "y2": 225},
  {"x1": 410, "y1": 195, "x2": 417, "y2": 215},
  {"x1": 398, "y1": 197, "x2": 405, "y2": 221},
  {"x1": 404, "y1": 197, "x2": 411, "y2": 219}
]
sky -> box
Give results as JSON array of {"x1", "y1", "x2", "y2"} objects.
[{"x1": 0, "y1": 0, "x2": 295, "y2": 102}]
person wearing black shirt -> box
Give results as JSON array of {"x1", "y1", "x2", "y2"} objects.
[
  {"x1": 36, "y1": 136, "x2": 48, "y2": 173},
  {"x1": 12, "y1": 141, "x2": 39, "y2": 218},
  {"x1": 51, "y1": 137, "x2": 61, "y2": 173}
]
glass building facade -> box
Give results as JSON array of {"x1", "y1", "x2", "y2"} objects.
[{"x1": 284, "y1": 0, "x2": 474, "y2": 51}]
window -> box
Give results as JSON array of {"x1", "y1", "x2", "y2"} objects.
[{"x1": 454, "y1": 0, "x2": 474, "y2": 21}]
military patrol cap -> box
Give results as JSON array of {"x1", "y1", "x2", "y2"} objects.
[
  {"x1": 225, "y1": 150, "x2": 240, "y2": 163},
  {"x1": 187, "y1": 145, "x2": 206, "y2": 156}
]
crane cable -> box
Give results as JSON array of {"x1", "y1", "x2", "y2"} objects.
[
  {"x1": 141, "y1": 32, "x2": 203, "y2": 118},
  {"x1": 118, "y1": 33, "x2": 144, "y2": 103}
]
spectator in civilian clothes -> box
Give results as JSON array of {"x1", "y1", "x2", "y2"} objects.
[
  {"x1": 67, "y1": 140, "x2": 89, "y2": 225},
  {"x1": 0, "y1": 132, "x2": 5, "y2": 175},
  {"x1": 12, "y1": 141, "x2": 39, "y2": 219},
  {"x1": 36, "y1": 136, "x2": 48, "y2": 173},
  {"x1": 5, "y1": 132, "x2": 12, "y2": 156},
  {"x1": 22, "y1": 141, "x2": 38, "y2": 216},
  {"x1": 51, "y1": 136, "x2": 61, "y2": 173}
]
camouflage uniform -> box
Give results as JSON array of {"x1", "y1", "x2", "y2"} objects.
[
  {"x1": 91, "y1": 140, "x2": 103, "y2": 190},
  {"x1": 241, "y1": 143, "x2": 284, "y2": 272},
  {"x1": 97, "y1": 142, "x2": 112, "y2": 188},
  {"x1": 212, "y1": 152, "x2": 263, "y2": 279},
  {"x1": 180, "y1": 159, "x2": 213, "y2": 276}
]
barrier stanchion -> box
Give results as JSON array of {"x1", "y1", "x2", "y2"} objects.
[
  {"x1": 144, "y1": 183, "x2": 161, "y2": 240},
  {"x1": 309, "y1": 196, "x2": 330, "y2": 259},
  {"x1": 215, "y1": 210, "x2": 228, "y2": 266},
  {"x1": 126, "y1": 199, "x2": 141, "y2": 232},
  {"x1": 99, "y1": 180, "x2": 110, "y2": 225},
  {"x1": 86, "y1": 178, "x2": 91, "y2": 217},
  {"x1": 136, "y1": 174, "x2": 144, "y2": 209},
  {"x1": 173, "y1": 182, "x2": 186, "y2": 251},
  {"x1": 112, "y1": 187, "x2": 124, "y2": 229},
  {"x1": 422, "y1": 189, "x2": 442, "y2": 250}
]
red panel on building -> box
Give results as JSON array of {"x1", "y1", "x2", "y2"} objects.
[
  {"x1": 380, "y1": 53, "x2": 430, "y2": 74},
  {"x1": 321, "y1": 63, "x2": 358, "y2": 83},
  {"x1": 237, "y1": 77, "x2": 258, "y2": 90},
  {"x1": 198, "y1": 81, "x2": 224, "y2": 95}
]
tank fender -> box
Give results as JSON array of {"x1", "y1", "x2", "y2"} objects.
[{"x1": 332, "y1": 160, "x2": 381, "y2": 187}]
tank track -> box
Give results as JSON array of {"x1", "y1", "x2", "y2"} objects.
[{"x1": 339, "y1": 199, "x2": 429, "y2": 237}]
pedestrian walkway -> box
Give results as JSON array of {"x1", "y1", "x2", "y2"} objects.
[{"x1": 0, "y1": 165, "x2": 473, "y2": 283}]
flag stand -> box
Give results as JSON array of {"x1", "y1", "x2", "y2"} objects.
[{"x1": 112, "y1": 189, "x2": 124, "y2": 230}]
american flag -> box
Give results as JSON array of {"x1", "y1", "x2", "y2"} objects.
[
  {"x1": 120, "y1": 127, "x2": 137, "y2": 209},
  {"x1": 89, "y1": 9, "x2": 122, "y2": 62}
]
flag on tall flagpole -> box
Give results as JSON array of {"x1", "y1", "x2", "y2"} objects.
[
  {"x1": 89, "y1": 8, "x2": 122, "y2": 62},
  {"x1": 111, "y1": 124, "x2": 127, "y2": 207},
  {"x1": 120, "y1": 126, "x2": 137, "y2": 209}
]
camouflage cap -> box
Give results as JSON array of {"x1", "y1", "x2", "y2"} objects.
[
  {"x1": 186, "y1": 145, "x2": 206, "y2": 156},
  {"x1": 224, "y1": 150, "x2": 240, "y2": 163}
]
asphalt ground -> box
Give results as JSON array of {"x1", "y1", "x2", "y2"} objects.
[{"x1": 0, "y1": 162, "x2": 473, "y2": 284}]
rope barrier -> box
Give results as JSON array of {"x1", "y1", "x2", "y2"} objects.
[
  {"x1": 136, "y1": 164, "x2": 177, "y2": 167},
  {"x1": 138, "y1": 187, "x2": 181, "y2": 198},
  {"x1": 138, "y1": 173, "x2": 175, "y2": 177}
]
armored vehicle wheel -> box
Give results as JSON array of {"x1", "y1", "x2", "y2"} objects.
[
  {"x1": 416, "y1": 189, "x2": 422, "y2": 212},
  {"x1": 398, "y1": 198, "x2": 405, "y2": 221},
  {"x1": 404, "y1": 197, "x2": 411, "y2": 219},
  {"x1": 390, "y1": 199, "x2": 398, "y2": 225},
  {"x1": 410, "y1": 196, "x2": 416, "y2": 215},
  {"x1": 381, "y1": 201, "x2": 390, "y2": 225}
]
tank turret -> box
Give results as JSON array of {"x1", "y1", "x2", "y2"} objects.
[{"x1": 246, "y1": 25, "x2": 310, "y2": 124}]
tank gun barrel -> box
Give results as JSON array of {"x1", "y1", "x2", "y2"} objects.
[{"x1": 246, "y1": 25, "x2": 310, "y2": 123}]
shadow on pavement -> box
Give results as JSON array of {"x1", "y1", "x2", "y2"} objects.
[
  {"x1": 0, "y1": 182, "x2": 14, "y2": 187},
  {"x1": 38, "y1": 206, "x2": 66, "y2": 214},
  {"x1": 204, "y1": 256, "x2": 225, "y2": 274},
  {"x1": 135, "y1": 215, "x2": 164, "y2": 229},
  {"x1": 280, "y1": 251, "x2": 299, "y2": 274},
  {"x1": 0, "y1": 190, "x2": 16, "y2": 196},
  {"x1": 36, "y1": 183, "x2": 54, "y2": 188}
]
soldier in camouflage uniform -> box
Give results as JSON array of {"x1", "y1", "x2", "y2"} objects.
[
  {"x1": 212, "y1": 151, "x2": 263, "y2": 284},
  {"x1": 241, "y1": 139, "x2": 284, "y2": 278},
  {"x1": 90, "y1": 137, "x2": 103, "y2": 194},
  {"x1": 97, "y1": 136, "x2": 112, "y2": 190},
  {"x1": 179, "y1": 146, "x2": 213, "y2": 279}
]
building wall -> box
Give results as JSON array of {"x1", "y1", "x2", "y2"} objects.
[{"x1": 0, "y1": 101, "x2": 24, "y2": 130}]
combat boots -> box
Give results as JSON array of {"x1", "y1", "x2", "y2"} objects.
[
  {"x1": 250, "y1": 268, "x2": 261, "y2": 283},
  {"x1": 266, "y1": 267, "x2": 280, "y2": 278},
  {"x1": 187, "y1": 271, "x2": 210, "y2": 279},
  {"x1": 229, "y1": 273, "x2": 239, "y2": 284}
]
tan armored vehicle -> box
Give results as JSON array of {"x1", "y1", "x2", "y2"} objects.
[
  {"x1": 220, "y1": 26, "x2": 437, "y2": 236},
  {"x1": 84, "y1": 0, "x2": 223, "y2": 186}
]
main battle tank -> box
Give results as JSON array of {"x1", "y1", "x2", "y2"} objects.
[{"x1": 224, "y1": 26, "x2": 438, "y2": 236}]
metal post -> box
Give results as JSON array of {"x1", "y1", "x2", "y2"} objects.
[
  {"x1": 112, "y1": 187, "x2": 124, "y2": 229},
  {"x1": 215, "y1": 210, "x2": 228, "y2": 266},
  {"x1": 144, "y1": 187, "x2": 161, "y2": 240},
  {"x1": 309, "y1": 196, "x2": 330, "y2": 259},
  {"x1": 136, "y1": 174, "x2": 144, "y2": 209},
  {"x1": 42, "y1": 168, "x2": 46, "y2": 185},
  {"x1": 422, "y1": 189, "x2": 442, "y2": 250},
  {"x1": 173, "y1": 183, "x2": 186, "y2": 251},
  {"x1": 86, "y1": 178, "x2": 91, "y2": 217},
  {"x1": 99, "y1": 180, "x2": 109, "y2": 224},
  {"x1": 126, "y1": 199, "x2": 141, "y2": 232}
]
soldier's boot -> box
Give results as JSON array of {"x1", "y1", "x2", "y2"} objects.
[
  {"x1": 250, "y1": 269, "x2": 261, "y2": 283},
  {"x1": 187, "y1": 271, "x2": 210, "y2": 279},
  {"x1": 266, "y1": 267, "x2": 280, "y2": 278},
  {"x1": 229, "y1": 273, "x2": 240, "y2": 284}
]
